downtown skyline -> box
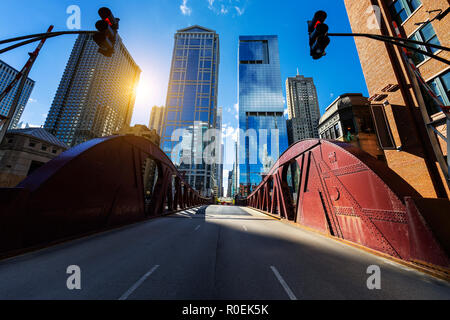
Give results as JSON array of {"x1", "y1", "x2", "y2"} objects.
[
  {"x1": 0, "y1": 0, "x2": 370, "y2": 192},
  {"x1": 0, "y1": 1, "x2": 449, "y2": 303}
]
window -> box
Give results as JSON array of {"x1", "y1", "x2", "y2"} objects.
[
  {"x1": 329, "y1": 128, "x2": 335, "y2": 139},
  {"x1": 371, "y1": 105, "x2": 396, "y2": 150},
  {"x1": 425, "y1": 71, "x2": 450, "y2": 115},
  {"x1": 409, "y1": 23, "x2": 441, "y2": 65},
  {"x1": 239, "y1": 40, "x2": 269, "y2": 64},
  {"x1": 29, "y1": 142, "x2": 36, "y2": 148},
  {"x1": 390, "y1": 0, "x2": 422, "y2": 25},
  {"x1": 334, "y1": 123, "x2": 341, "y2": 138}
]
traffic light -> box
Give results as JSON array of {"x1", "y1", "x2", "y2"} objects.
[
  {"x1": 93, "y1": 7, "x2": 120, "y2": 57},
  {"x1": 308, "y1": 10, "x2": 330, "y2": 60}
]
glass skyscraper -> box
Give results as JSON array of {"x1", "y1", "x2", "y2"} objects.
[
  {"x1": 44, "y1": 34, "x2": 141, "y2": 147},
  {"x1": 160, "y1": 26, "x2": 220, "y2": 196},
  {"x1": 238, "y1": 35, "x2": 288, "y2": 195},
  {"x1": 0, "y1": 60, "x2": 35, "y2": 130}
]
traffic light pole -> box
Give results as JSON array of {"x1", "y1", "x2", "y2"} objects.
[
  {"x1": 0, "y1": 31, "x2": 96, "y2": 55},
  {"x1": 327, "y1": 32, "x2": 450, "y2": 65},
  {"x1": 0, "y1": 26, "x2": 55, "y2": 145}
]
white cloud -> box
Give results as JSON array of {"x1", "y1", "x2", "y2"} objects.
[
  {"x1": 28, "y1": 98, "x2": 37, "y2": 103},
  {"x1": 220, "y1": 5, "x2": 228, "y2": 15},
  {"x1": 223, "y1": 126, "x2": 239, "y2": 142},
  {"x1": 180, "y1": 0, "x2": 192, "y2": 16},
  {"x1": 207, "y1": 0, "x2": 247, "y2": 16},
  {"x1": 234, "y1": 103, "x2": 239, "y2": 113},
  {"x1": 235, "y1": 6, "x2": 245, "y2": 16}
]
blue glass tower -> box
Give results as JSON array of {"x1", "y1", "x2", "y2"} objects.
[
  {"x1": 161, "y1": 26, "x2": 220, "y2": 196},
  {"x1": 238, "y1": 35, "x2": 288, "y2": 195}
]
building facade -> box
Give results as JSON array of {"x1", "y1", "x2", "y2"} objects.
[
  {"x1": 286, "y1": 73, "x2": 321, "y2": 145},
  {"x1": 160, "y1": 26, "x2": 220, "y2": 196},
  {"x1": 238, "y1": 35, "x2": 288, "y2": 195},
  {"x1": 0, "y1": 60, "x2": 35, "y2": 130},
  {"x1": 318, "y1": 93, "x2": 384, "y2": 160},
  {"x1": 227, "y1": 170, "x2": 233, "y2": 198},
  {"x1": 344, "y1": 0, "x2": 450, "y2": 198},
  {"x1": 215, "y1": 106, "x2": 224, "y2": 197},
  {"x1": 148, "y1": 106, "x2": 165, "y2": 138},
  {"x1": 0, "y1": 128, "x2": 67, "y2": 187},
  {"x1": 44, "y1": 34, "x2": 141, "y2": 147}
]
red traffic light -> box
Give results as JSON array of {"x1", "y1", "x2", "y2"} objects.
[
  {"x1": 98, "y1": 7, "x2": 119, "y2": 30},
  {"x1": 308, "y1": 10, "x2": 330, "y2": 60},
  {"x1": 308, "y1": 10, "x2": 328, "y2": 33},
  {"x1": 94, "y1": 7, "x2": 119, "y2": 57}
]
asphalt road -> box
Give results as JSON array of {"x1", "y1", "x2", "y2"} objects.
[{"x1": 0, "y1": 205, "x2": 449, "y2": 300}]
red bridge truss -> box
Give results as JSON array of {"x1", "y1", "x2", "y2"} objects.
[
  {"x1": 0, "y1": 135, "x2": 210, "y2": 257},
  {"x1": 246, "y1": 139, "x2": 450, "y2": 269}
]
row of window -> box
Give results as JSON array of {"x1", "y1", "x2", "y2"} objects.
[
  {"x1": 429, "y1": 71, "x2": 450, "y2": 106},
  {"x1": 409, "y1": 22, "x2": 441, "y2": 65},
  {"x1": 320, "y1": 123, "x2": 342, "y2": 140},
  {"x1": 7, "y1": 138, "x2": 59, "y2": 154},
  {"x1": 389, "y1": 0, "x2": 422, "y2": 25}
]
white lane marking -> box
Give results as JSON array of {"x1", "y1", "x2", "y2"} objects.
[
  {"x1": 242, "y1": 225, "x2": 248, "y2": 232},
  {"x1": 270, "y1": 266, "x2": 297, "y2": 300},
  {"x1": 119, "y1": 265, "x2": 160, "y2": 300},
  {"x1": 195, "y1": 225, "x2": 201, "y2": 231}
]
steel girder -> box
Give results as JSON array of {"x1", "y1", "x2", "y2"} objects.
[{"x1": 246, "y1": 139, "x2": 450, "y2": 268}]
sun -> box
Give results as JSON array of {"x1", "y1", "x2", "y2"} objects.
[
  {"x1": 133, "y1": 74, "x2": 167, "y2": 109},
  {"x1": 135, "y1": 78, "x2": 149, "y2": 99}
]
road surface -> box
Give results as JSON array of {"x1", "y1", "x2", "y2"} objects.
[{"x1": 0, "y1": 205, "x2": 449, "y2": 300}]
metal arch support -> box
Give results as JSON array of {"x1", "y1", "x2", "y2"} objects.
[
  {"x1": 246, "y1": 139, "x2": 450, "y2": 268},
  {"x1": 0, "y1": 135, "x2": 210, "y2": 256}
]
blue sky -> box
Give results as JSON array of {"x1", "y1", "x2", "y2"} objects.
[{"x1": 1, "y1": 0, "x2": 369, "y2": 192}]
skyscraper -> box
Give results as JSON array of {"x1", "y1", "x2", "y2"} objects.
[
  {"x1": 160, "y1": 26, "x2": 220, "y2": 196},
  {"x1": 0, "y1": 60, "x2": 35, "y2": 130},
  {"x1": 148, "y1": 106, "x2": 165, "y2": 138},
  {"x1": 227, "y1": 170, "x2": 233, "y2": 198},
  {"x1": 215, "y1": 106, "x2": 224, "y2": 197},
  {"x1": 238, "y1": 35, "x2": 288, "y2": 194},
  {"x1": 286, "y1": 72, "x2": 320, "y2": 145},
  {"x1": 44, "y1": 34, "x2": 141, "y2": 147}
]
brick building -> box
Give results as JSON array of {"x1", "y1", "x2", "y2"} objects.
[{"x1": 344, "y1": 0, "x2": 449, "y2": 198}]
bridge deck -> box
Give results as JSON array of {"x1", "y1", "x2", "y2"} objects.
[{"x1": 0, "y1": 205, "x2": 449, "y2": 300}]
